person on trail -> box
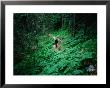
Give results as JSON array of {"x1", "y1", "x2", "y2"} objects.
[{"x1": 48, "y1": 34, "x2": 62, "y2": 50}]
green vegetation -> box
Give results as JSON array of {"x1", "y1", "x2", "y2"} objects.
[{"x1": 14, "y1": 13, "x2": 97, "y2": 75}]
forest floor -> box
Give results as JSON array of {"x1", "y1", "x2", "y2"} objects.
[{"x1": 14, "y1": 28, "x2": 97, "y2": 75}]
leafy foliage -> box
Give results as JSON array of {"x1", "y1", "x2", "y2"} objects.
[{"x1": 14, "y1": 13, "x2": 97, "y2": 75}]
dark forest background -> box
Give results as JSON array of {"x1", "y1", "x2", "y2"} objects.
[{"x1": 14, "y1": 13, "x2": 97, "y2": 75}]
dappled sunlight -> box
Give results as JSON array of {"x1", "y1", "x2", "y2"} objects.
[{"x1": 14, "y1": 13, "x2": 97, "y2": 75}]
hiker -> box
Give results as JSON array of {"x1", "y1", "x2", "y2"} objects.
[{"x1": 48, "y1": 34, "x2": 62, "y2": 50}]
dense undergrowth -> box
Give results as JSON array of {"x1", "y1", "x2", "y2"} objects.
[
  {"x1": 14, "y1": 13, "x2": 97, "y2": 75},
  {"x1": 14, "y1": 28, "x2": 97, "y2": 75}
]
